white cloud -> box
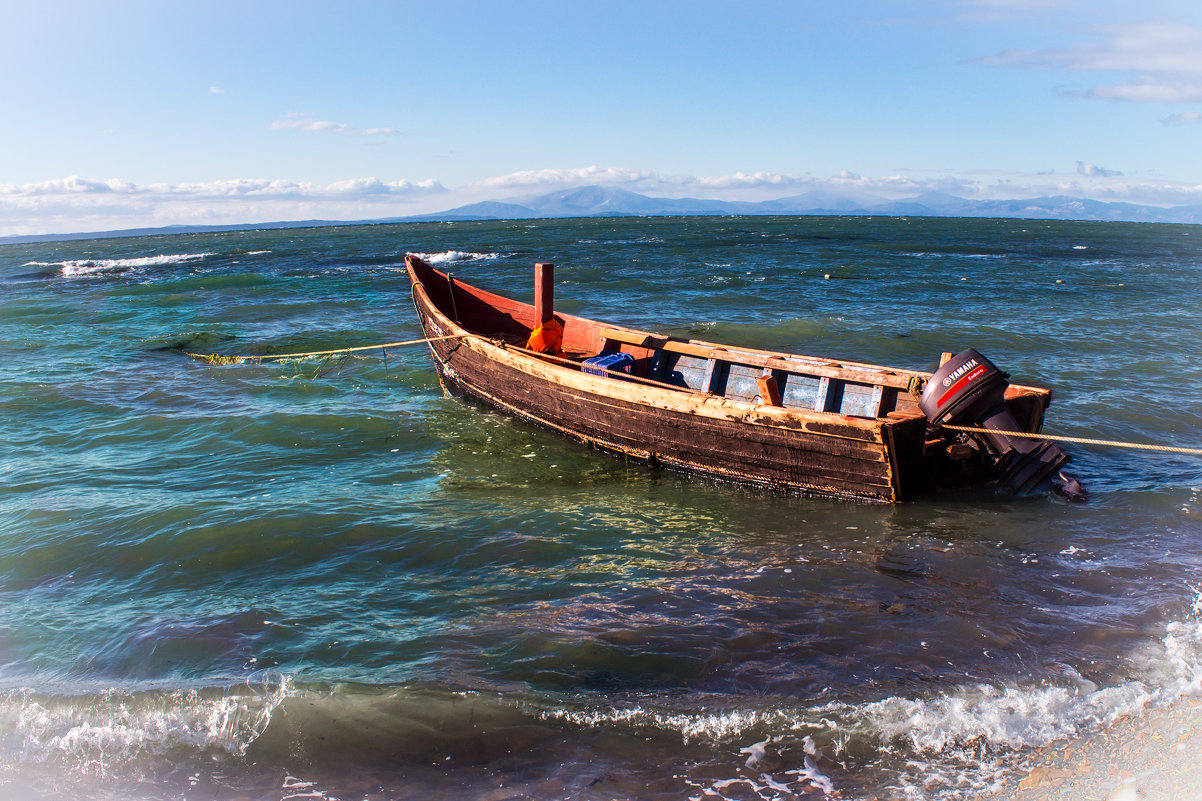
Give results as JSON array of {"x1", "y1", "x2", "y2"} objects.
[
  {"x1": 5, "y1": 167, "x2": 1202, "y2": 238},
  {"x1": 0, "y1": 176, "x2": 445, "y2": 236},
  {"x1": 466, "y1": 166, "x2": 661, "y2": 193},
  {"x1": 691, "y1": 171, "x2": 810, "y2": 189},
  {"x1": 1076, "y1": 161, "x2": 1123, "y2": 177},
  {"x1": 1, "y1": 176, "x2": 442, "y2": 200},
  {"x1": 269, "y1": 112, "x2": 400, "y2": 136},
  {"x1": 1163, "y1": 110, "x2": 1202, "y2": 125},
  {"x1": 208, "y1": 86, "x2": 226, "y2": 95},
  {"x1": 1071, "y1": 81, "x2": 1202, "y2": 103},
  {"x1": 978, "y1": 21, "x2": 1202, "y2": 104},
  {"x1": 982, "y1": 23, "x2": 1202, "y2": 74},
  {"x1": 465, "y1": 167, "x2": 829, "y2": 198},
  {"x1": 0, "y1": 176, "x2": 152, "y2": 196}
]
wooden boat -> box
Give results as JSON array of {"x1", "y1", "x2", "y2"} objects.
[{"x1": 406, "y1": 255, "x2": 1078, "y2": 502}]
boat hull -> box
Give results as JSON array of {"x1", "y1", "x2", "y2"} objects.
[{"x1": 407, "y1": 257, "x2": 1049, "y2": 503}]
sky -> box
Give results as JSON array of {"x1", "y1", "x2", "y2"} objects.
[{"x1": 2, "y1": 0, "x2": 1201, "y2": 236}]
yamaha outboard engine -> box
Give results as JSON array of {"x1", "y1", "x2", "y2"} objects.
[{"x1": 919, "y1": 349, "x2": 1084, "y2": 499}]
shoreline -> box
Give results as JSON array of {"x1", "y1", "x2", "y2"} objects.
[{"x1": 993, "y1": 697, "x2": 1202, "y2": 800}]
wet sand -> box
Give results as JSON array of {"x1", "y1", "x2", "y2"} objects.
[{"x1": 993, "y1": 698, "x2": 1202, "y2": 801}]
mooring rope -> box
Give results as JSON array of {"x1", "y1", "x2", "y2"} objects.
[
  {"x1": 182, "y1": 334, "x2": 469, "y2": 365},
  {"x1": 940, "y1": 424, "x2": 1202, "y2": 456},
  {"x1": 183, "y1": 331, "x2": 1200, "y2": 457}
]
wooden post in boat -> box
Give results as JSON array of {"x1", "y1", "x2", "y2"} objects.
[
  {"x1": 757, "y1": 374, "x2": 783, "y2": 406},
  {"x1": 534, "y1": 263, "x2": 554, "y2": 325},
  {"x1": 446, "y1": 273, "x2": 460, "y2": 323}
]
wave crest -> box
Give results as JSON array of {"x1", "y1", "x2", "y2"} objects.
[
  {"x1": 527, "y1": 586, "x2": 1202, "y2": 799},
  {"x1": 0, "y1": 674, "x2": 292, "y2": 774},
  {"x1": 408, "y1": 250, "x2": 502, "y2": 265},
  {"x1": 23, "y1": 252, "x2": 213, "y2": 277}
]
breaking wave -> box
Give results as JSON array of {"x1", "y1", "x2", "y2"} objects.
[
  {"x1": 1, "y1": 587, "x2": 1199, "y2": 800},
  {"x1": 24, "y1": 252, "x2": 213, "y2": 277},
  {"x1": 0, "y1": 675, "x2": 291, "y2": 774},
  {"x1": 533, "y1": 584, "x2": 1202, "y2": 799},
  {"x1": 408, "y1": 250, "x2": 502, "y2": 265}
]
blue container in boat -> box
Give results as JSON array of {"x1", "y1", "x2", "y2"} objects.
[{"x1": 582, "y1": 351, "x2": 635, "y2": 378}]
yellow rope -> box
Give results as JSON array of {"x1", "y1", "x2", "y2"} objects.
[
  {"x1": 183, "y1": 334, "x2": 468, "y2": 364},
  {"x1": 185, "y1": 332, "x2": 1202, "y2": 458},
  {"x1": 941, "y1": 424, "x2": 1202, "y2": 456}
]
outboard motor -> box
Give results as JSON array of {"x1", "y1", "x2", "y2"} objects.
[{"x1": 919, "y1": 349, "x2": 1084, "y2": 499}]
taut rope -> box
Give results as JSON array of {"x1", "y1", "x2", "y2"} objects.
[
  {"x1": 940, "y1": 424, "x2": 1202, "y2": 456},
  {"x1": 183, "y1": 333, "x2": 1201, "y2": 457},
  {"x1": 182, "y1": 334, "x2": 469, "y2": 365}
]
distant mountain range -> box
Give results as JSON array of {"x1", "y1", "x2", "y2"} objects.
[
  {"x1": 4, "y1": 185, "x2": 1200, "y2": 244},
  {"x1": 401, "y1": 185, "x2": 1202, "y2": 226}
]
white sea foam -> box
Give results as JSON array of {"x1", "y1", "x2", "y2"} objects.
[
  {"x1": 408, "y1": 250, "x2": 502, "y2": 265},
  {"x1": 788, "y1": 753, "x2": 836, "y2": 796},
  {"x1": 539, "y1": 586, "x2": 1202, "y2": 800},
  {"x1": 902, "y1": 252, "x2": 1004, "y2": 260},
  {"x1": 281, "y1": 774, "x2": 331, "y2": 800},
  {"x1": 740, "y1": 737, "x2": 769, "y2": 768},
  {"x1": 853, "y1": 583, "x2": 1202, "y2": 797},
  {"x1": 0, "y1": 674, "x2": 292, "y2": 774},
  {"x1": 536, "y1": 703, "x2": 779, "y2": 742},
  {"x1": 25, "y1": 252, "x2": 213, "y2": 277},
  {"x1": 685, "y1": 737, "x2": 837, "y2": 800}
]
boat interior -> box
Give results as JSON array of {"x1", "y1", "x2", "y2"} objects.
[{"x1": 410, "y1": 256, "x2": 1047, "y2": 427}]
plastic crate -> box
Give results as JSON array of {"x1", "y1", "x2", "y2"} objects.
[{"x1": 582, "y1": 351, "x2": 635, "y2": 378}]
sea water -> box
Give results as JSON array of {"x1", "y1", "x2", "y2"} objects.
[{"x1": 1, "y1": 216, "x2": 1200, "y2": 800}]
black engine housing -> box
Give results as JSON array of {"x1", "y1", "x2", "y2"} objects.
[{"x1": 919, "y1": 349, "x2": 1078, "y2": 496}]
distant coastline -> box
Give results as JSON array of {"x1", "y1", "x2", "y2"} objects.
[{"x1": 3, "y1": 184, "x2": 1200, "y2": 246}]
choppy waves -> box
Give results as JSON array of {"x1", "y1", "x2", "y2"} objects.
[
  {"x1": 0, "y1": 676, "x2": 290, "y2": 771},
  {"x1": 858, "y1": 588, "x2": 1202, "y2": 796},
  {"x1": 4, "y1": 217, "x2": 1202, "y2": 801},
  {"x1": 407, "y1": 250, "x2": 502, "y2": 265},
  {"x1": 7, "y1": 586, "x2": 1198, "y2": 799},
  {"x1": 24, "y1": 252, "x2": 213, "y2": 277},
  {"x1": 534, "y1": 585, "x2": 1202, "y2": 798}
]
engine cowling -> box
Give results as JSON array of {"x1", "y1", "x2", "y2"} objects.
[{"x1": 919, "y1": 349, "x2": 1082, "y2": 498}]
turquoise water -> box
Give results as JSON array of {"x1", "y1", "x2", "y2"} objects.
[{"x1": 1, "y1": 216, "x2": 1201, "y2": 800}]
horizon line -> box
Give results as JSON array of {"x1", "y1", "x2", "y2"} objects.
[{"x1": 4, "y1": 208, "x2": 1200, "y2": 248}]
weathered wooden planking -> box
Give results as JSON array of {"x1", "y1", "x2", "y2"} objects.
[
  {"x1": 407, "y1": 257, "x2": 1050, "y2": 416},
  {"x1": 410, "y1": 276, "x2": 901, "y2": 498},
  {"x1": 434, "y1": 331, "x2": 894, "y2": 459},
  {"x1": 405, "y1": 255, "x2": 1057, "y2": 502},
  {"x1": 441, "y1": 368, "x2": 900, "y2": 500},
  {"x1": 421, "y1": 313, "x2": 899, "y2": 500},
  {"x1": 599, "y1": 326, "x2": 926, "y2": 391},
  {"x1": 454, "y1": 331, "x2": 888, "y2": 445},
  {"x1": 451, "y1": 378, "x2": 897, "y2": 497}
]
